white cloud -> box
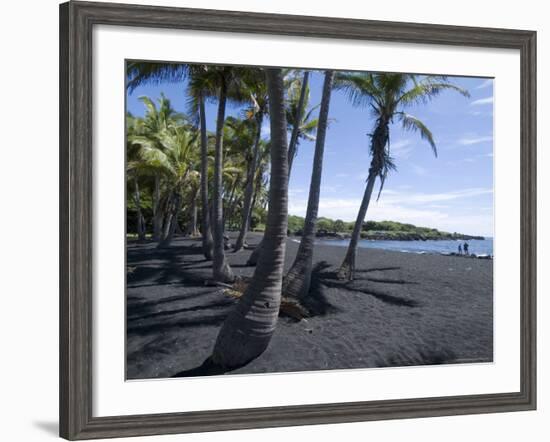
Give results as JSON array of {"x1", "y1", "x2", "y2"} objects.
[
  {"x1": 382, "y1": 187, "x2": 493, "y2": 204},
  {"x1": 458, "y1": 135, "x2": 493, "y2": 146},
  {"x1": 288, "y1": 187, "x2": 306, "y2": 197},
  {"x1": 321, "y1": 184, "x2": 343, "y2": 194},
  {"x1": 288, "y1": 187, "x2": 494, "y2": 236},
  {"x1": 470, "y1": 96, "x2": 494, "y2": 106},
  {"x1": 389, "y1": 139, "x2": 413, "y2": 159},
  {"x1": 469, "y1": 110, "x2": 493, "y2": 117},
  {"x1": 476, "y1": 79, "x2": 493, "y2": 89},
  {"x1": 411, "y1": 164, "x2": 427, "y2": 176}
]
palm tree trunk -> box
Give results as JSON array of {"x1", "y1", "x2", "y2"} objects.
[
  {"x1": 283, "y1": 70, "x2": 334, "y2": 299},
  {"x1": 224, "y1": 175, "x2": 240, "y2": 229},
  {"x1": 248, "y1": 71, "x2": 309, "y2": 264},
  {"x1": 152, "y1": 174, "x2": 162, "y2": 242},
  {"x1": 234, "y1": 114, "x2": 263, "y2": 252},
  {"x1": 337, "y1": 171, "x2": 377, "y2": 280},
  {"x1": 338, "y1": 116, "x2": 389, "y2": 280},
  {"x1": 245, "y1": 169, "x2": 266, "y2": 265},
  {"x1": 198, "y1": 93, "x2": 214, "y2": 259},
  {"x1": 287, "y1": 70, "x2": 309, "y2": 176},
  {"x1": 133, "y1": 174, "x2": 146, "y2": 241},
  {"x1": 246, "y1": 238, "x2": 263, "y2": 266},
  {"x1": 212, "y1": 79, "x2": 234, "y2": 282},
  {"x1": 188, "y1": 188, "x2": 199, "y2": 236},
  {"x1": 158, "y1": 193, "x2": 182, "y2": 248},
  {"x1": 249, "y1": 167, "x2": 263, "y2": 226},
  {"x1": 158, "y1": 194, "x2": 172, "y2": 241},
  {"x1": 212, "y1": 68, "x2": 289, "y2": 369},
  {"x1": 175, "y1": 218, "x2": 185, "y2": 235}
]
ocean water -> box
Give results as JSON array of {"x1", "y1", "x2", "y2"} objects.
[{"x1": 315, "y1": 238, "x2": 494, "y2": 256}]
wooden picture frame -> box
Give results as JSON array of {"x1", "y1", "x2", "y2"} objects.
[{"x1": 59, "y1": 1, "x2": 536, "y2": 439}]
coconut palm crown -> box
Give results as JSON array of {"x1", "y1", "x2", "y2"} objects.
[{"x1": 334, "y1": 73, "x2": 470, "y2": 280}]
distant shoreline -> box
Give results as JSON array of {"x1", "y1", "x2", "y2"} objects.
[
  {"x1": 289, "y1": 235, "x2": 493, "y2": 259},
  {"x1": 311, "y1": 231, "x2": 485, "y2": 241}
]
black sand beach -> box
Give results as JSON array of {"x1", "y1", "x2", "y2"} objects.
[{"x1": 126, "y1": 233, "x2": 493, "y2": 379}]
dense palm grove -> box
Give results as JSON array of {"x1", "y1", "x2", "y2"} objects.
[{"x1": 126, "y1": 63, "x2": 468, "y2": 369}]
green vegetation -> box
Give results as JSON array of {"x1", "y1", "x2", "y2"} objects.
[{"x1": 287, "y1": 216, "x2": 483, "y2": 240}]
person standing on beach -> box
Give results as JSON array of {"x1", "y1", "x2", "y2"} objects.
[
  {"x1": 464, "y1": 242, "x2": 469, "y2": 255},
  {"x1": 458, "y1": 244, "x2": 463, "y2": 255}
]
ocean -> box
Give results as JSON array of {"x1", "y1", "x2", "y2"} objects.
[{"x1": 315, "y1": 237, "x2": 494, "y2": 256}]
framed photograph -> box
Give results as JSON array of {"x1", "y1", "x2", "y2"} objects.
[{"x1": 59, "y1": 1, "x2": 536, "y2": 439}]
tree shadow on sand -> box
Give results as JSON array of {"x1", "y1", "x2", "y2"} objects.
[
  {"x1": 170, "y1": 355, "x2": 258, "y2": 377},
  {"x1": 128, "y1": 298, "x2": 235, "y2": 322},
  {"x1": 127, "y1": 310, "x2": 230, "y2": 337},
  {"x1": 302, "y1": 261, "x2": 341, "y2": 316},
  {"x1": 317, "y1": 264, "x2": 422, "y2": 308},
  {"x1": 375, "y1": 343, "x2": 457, "y2": 367}
]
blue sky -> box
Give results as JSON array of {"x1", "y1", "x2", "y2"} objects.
[{"x1": 127, "y1": 69, "x2": 494, "y2": 237}]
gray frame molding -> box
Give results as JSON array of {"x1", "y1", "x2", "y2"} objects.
[{"x1": 59, "y1": 1, "x2": 536, "y2": 439}]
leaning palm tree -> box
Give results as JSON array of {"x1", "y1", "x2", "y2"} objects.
[
  {"x1": 283, "y1": 70, "x2": 335, "y2": 299},
  {"x1": 211, "y1": 68, "x2": 289, "y2": 369},
  {"x1": 335, "y1": 73, "x2": 469, "y2": 280}
]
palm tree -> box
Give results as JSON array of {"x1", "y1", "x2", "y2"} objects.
[
  {"x1": 156, "y1": 127, "x2": 199, "y2": 248},
  {"x1": 286, "y1": 70, "x2": 319, "y2": 175},
  {"x1": 334, "y1": 73, "x2": 469, "y2": 280},
  {"x1": 208, "y1": 67, "x2": 240, "y2": 282},
  {"x1": 222, "y1": 117, "x2": 255, "y2": 229},
  {"x1": 127, "y1": 96, "x2": 185, "y2": 243},
  {"x1": 234, "y1": 71, "x2": 269, "y2": 252},
  {"x1": 186, "y1": 66, "x2": 219, "y2": 259},
  {"x1": 283, "y1": 70, "x2": 335, "y2": 299},
  {"x1": 127, "y1": 62, "x2": 216, "y2": 259},
  {"x1": 245, "y1": 70, "x2": 318, "y2": 266},
  {"x1": 126, "y1": 113, "x2": 147, "y2": 241},
  {"x1": 128, "y1": 96, "x2": 199, "y2": 248},
  {"x1": 211, "y1": 68, "x2": 289, "y2": 369}
]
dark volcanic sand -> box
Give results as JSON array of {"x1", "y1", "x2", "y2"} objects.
[{"x1": 126, "y1": 232, "x2": 493, "y2": 379}]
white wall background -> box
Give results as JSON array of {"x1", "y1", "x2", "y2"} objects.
[{"x1": 0, "y1": 0, "x2": 546, "y2": 440}]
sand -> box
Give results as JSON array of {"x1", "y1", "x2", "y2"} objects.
[{"x1": 126, "y1": 232, "x2": 493, "y2": 379}]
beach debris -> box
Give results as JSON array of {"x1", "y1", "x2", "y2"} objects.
[
  {"x1": 126, "y1": 266, "x2": 137, "y2": 274},
  {"x1": 222, "y1": 278, "x2": 310, "y2": 320},
  {"x1": 280, "y1": 298, "x2": 310, "y2": 321},
  {"x1": 205, "y1": 280, "x2": 234, "y2": 289},
  {"x1": 223, "y1": 277, "x2": 248, "y2": 298}
]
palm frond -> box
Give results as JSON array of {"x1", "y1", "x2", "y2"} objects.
[
  {"x1": 126, "y1": 62, "x2": 189, "y2": 93},
  {"x1": 397, "y1": 77, "x2": 470, "y2": 107},
  {"x1": 334, "y1": 72, "x2": 383, "y2": 109},
  {"x1": 398, "y1": 112, "x2": 437, "y2": 157}
]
